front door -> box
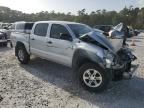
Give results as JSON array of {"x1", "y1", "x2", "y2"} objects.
[{"x1": 46, "y1": 24, "x2": 74, "y2": 66}]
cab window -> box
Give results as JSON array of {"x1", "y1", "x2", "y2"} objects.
[
  {"x1": 50, "y1": 24, "x2": 71, "y2": 39},
  {"x1": 34, "y1": 23, "x2": 48, "y2": 37}
]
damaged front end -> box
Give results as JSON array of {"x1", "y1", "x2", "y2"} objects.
[
  {"x1": 110, "y1": 48, "x2": 138, "y2": 80},
  {"x1": 79, "y1": 31, "x2": 138, "y2": 80}
]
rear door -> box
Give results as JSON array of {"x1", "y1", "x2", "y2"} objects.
[
  {"x1": 46, "y1": 24, "x2": 74, "y2": 66},
  {"x1": 30, "y1": 23, "x2": 49, "y2": 58}
]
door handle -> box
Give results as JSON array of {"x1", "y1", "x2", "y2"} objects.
[
  {"x1": 31, "y1": 38, "x2": 35, "y2": 40},
  {"x1": 47, "y1": 41, "x2": 52, "y2": 44}
]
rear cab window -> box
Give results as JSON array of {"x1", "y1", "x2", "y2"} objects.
[
  {"x1": 25, "y1": 23, "x2": 34, "y2": 30},
  {"x1": 15, "y1": 22, "x2": 34, "y2": 32}
]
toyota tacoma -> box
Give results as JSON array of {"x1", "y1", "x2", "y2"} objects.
[{"x1": 11, "y1": 21, "x2": 138, "y2": 92}]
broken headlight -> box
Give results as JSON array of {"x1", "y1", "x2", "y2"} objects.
[{"x1": 104, "y1": 51, "x2": 114, "y2": 68}]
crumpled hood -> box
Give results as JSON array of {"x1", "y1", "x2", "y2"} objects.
[
  {"x1": 109, "y1": 39, "x2": 123, "y2": 52},
  {"x1": 80, "y1": 31, "x2": 122, "y2": 53},
  {"x1": 113, "y1": 23, "x2": 123, "y2": 32}
]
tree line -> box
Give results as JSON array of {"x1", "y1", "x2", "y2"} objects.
[{"x1": 0, "y1": 6, "x2": 144, "y2": 29}]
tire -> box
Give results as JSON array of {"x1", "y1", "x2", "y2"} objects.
[
  {"x1": 79, "y1": 63, "x2": 110, "y2": 92},
  {"x1": 16, "y1": 46, "x2": 30, "y2": 64}
]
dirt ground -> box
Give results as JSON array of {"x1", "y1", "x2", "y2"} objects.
[{"x1": 0, "y1": 34, "x2": 144, "y2": 108}]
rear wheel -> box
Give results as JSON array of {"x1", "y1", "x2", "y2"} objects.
[
  {"x1": 16, "y1": 46, "x2": 30, "y2": 64},
  {"x1": 79, "y1": 63, "x2": 110, "y2": 92}
]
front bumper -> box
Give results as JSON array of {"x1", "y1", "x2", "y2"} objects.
[
  {"x1": 104, "y1": 48, "x2": 138, "y2": 80},
  {"x1": 106, "y1": 63, "x2": 139, "y2": 81}
]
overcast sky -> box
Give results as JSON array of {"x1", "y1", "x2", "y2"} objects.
[{"x1": 0, "y1": 0, "x2": 143, "y2": 14}]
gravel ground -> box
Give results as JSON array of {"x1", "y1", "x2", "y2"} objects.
[{"x1": 0, "y1": 33, "x2": 144, "y2": 108}]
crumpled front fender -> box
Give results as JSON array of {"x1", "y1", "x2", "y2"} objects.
[{"x1": 72, "y1": 48, "x2": 106, "y2": 71}]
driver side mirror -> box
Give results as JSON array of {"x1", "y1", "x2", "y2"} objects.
[{"x1": 60, "y1": 33, "x2": 72, "y2": 41}]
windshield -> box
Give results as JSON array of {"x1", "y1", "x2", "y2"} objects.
[{"x1": 68, "y1": 24, "x2": 92, "y2": 38}]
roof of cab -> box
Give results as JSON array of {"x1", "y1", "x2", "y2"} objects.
[{"x1": 35, "y1": 21, "x2": 82, "y2": 25}]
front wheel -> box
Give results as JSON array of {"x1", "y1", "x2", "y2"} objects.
[
  {"x1": 16, "y1": 46, "x2": 30, "y2": 64},
  {"x1": 79, "y1": 63, "x2": 110, "y2": 92}
]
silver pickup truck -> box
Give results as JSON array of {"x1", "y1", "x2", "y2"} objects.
[{"x1": 11, "y1": 21, "x2": 137, "y2": 92}]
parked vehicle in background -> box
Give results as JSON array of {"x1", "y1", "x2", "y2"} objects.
[
  {"x1": 109, "y1": 23, "x2": 136, "y2": 39},
  {"x1": 94, "y1": 25, "x2": 113, "y2": 33},
  {"x1": 0, "y1": 23, "x2": 12, "y2": 39},
  {"x1": 138, "y1": 29, "x2": 144, "y2": 33},
  {"x1": 11, "y1": 21, "x2": 137, "y2": 92},
  {"x1": 93, "y1": 28, "x2": 104, "y2": 33},
  {"x1": 128, "y1": 26, "x2": 135, "y2": 37},
  {"x1": 134, "y1": 29, "x2": 140, "y2": 36},
  {"x1": 93, "y1": 28, "x2": 109, "y2": 37},
  {"x1": 0, "y1": 31, "x2": 8, "y2": 46},
  {"x1": 0, "y1": 23, "x2": 15, "y2": 47}
]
